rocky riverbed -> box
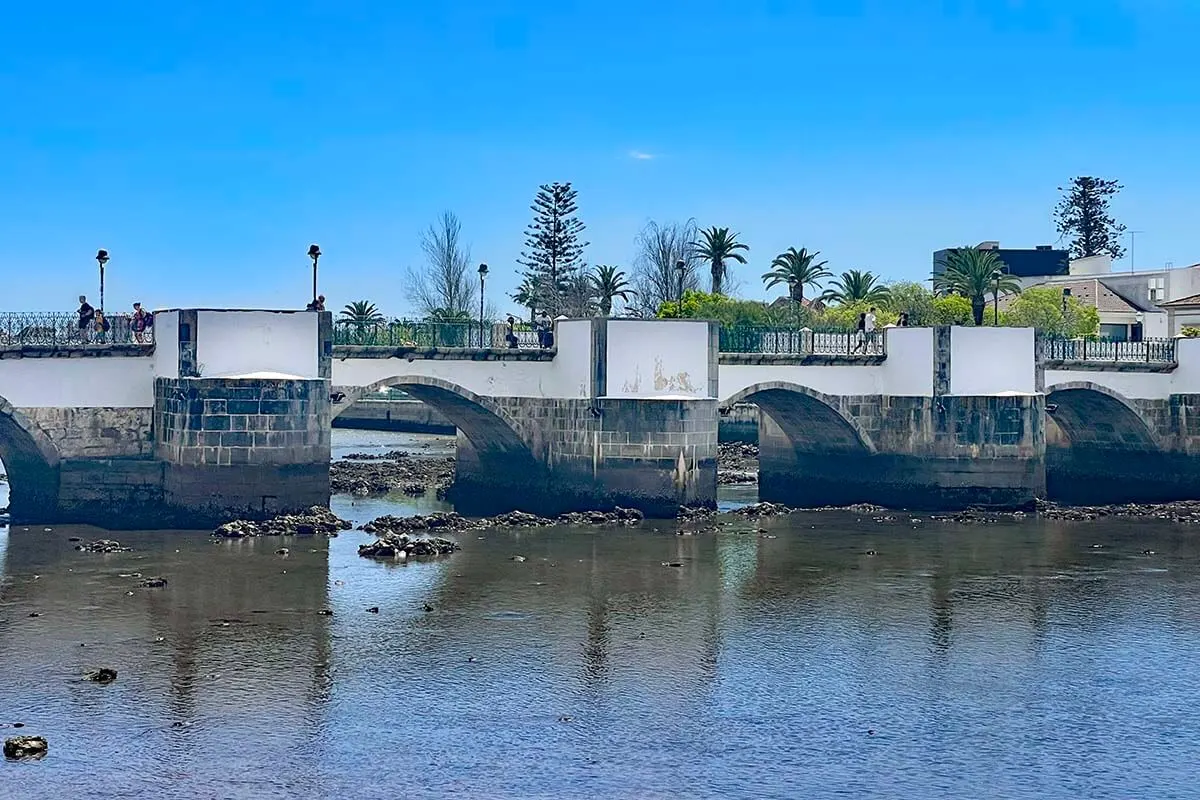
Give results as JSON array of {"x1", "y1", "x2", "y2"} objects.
[
  {"x1": 213, "y1": 507, "x2": 354, "y2": 538},
  {"x1": 330, "y1": 444, "x2": 758, "y2": 496}
]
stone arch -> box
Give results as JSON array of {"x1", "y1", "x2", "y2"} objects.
[
  {"x1": 722, "y1": 381, "x2": 875, "y2": 454},
  {"x1": 0, "y1": 397, "x2": 62, "y2": 519},
  {"x1": 1044, "y1": 381, "x2": 1161, "y2": 451},
  {"x1": 362, "y1": 376, "x2": 534, "y2": 462}
]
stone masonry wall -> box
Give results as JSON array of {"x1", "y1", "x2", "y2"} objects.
[
  {"x1": 19, "y1": 407, "x2": 153, "y2": 458},
  {"x1": 154, "y1": 377, "x2": 330, "y2": 466}
]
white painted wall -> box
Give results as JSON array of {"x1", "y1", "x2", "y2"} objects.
[
  {"x1": 0, "y1": 357, "x2": 156, "y2": 408},
  {"x1": 554, "y1": 320, "x2": 593, "y2": 398},
  {"x1": 606, "y1": 320, "x2": 711, "y2": 399},
  {"x1": 949, "y1": 326, "x2": 1035, "y2": 395},
  {"x1": 151, "y1": 310, "x2": 180, "y2": 379},
  {"x1": 196, "y1": 311, "x2": 319, "y2": 379},
  {"x1": 334, "y1": 356, "x2": 562, "y2": 398},
  {"x1": 1144, "y1": 312, "x2": 1169, "y2": 339}
]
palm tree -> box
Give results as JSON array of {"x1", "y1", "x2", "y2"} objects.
[
  {"x1": 934, "y1": 247, "x2": 1022, "y2": 326},
  {"x1": 591, "y1": 265, "x2": 635, "y2": 316},
  {"x1": 693, "y1": 226, "x2": 749, "y2": 295},
  {"x1": 820, "y1": 270, "x2": 891, "y2": 306},
  {"x1": 511, "y1": 276, "x2": 543, "y2": 323},
  {"x1": 337, "y1": 300, "x2": 386, "y2": 344},
  {"x1": 761, "y1": 247, "x2": 831, "y2": 303}
]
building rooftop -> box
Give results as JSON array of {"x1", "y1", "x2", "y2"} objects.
[
  {"x1": 1003, "y1": 278, "x2": 1154, "y2": 314},
  {"x1": 1158, "y1": 292, "x2": 1200, "y2": 309}
]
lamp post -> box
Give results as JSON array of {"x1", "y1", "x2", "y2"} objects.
[
  {"x1": 1061, "y1": 287, "x2": 1071, "y2": 316},
  {"x1": 307, "y1": 244, "x2": 321, "y2": 305},
  {"x1": 787, "y1": 275, "x2": 799, "y2": 324},
  {"x1": 96, "y1": 249, "x2": 109, "y2": 314},
  {"x1": 675, "y1": 259, "x2": 686, "y2": 311},
  {"x1": 992, "y1": 269, "x2": 1002, "y2": 325},
  {"x1": 478, "y1": 263, "x2": 488, "y2": 347}
]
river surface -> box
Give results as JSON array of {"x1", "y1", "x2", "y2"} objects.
[{"x1": 2, "y1": 430, "x2": 1200, "y2": 798}]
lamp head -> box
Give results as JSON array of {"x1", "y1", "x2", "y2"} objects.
[
  {"x1": 96, "y1": 249, "x2": 109, "y2": 265},
  {"x1": 307, "y1": 244, "x2": 322, "y2": 261},
  {"x1": 478, "y1": 262, "x2": 489, "y2": 277},
  {"x1": 675, "y1": 259, "x2": 686, "y2": 271}
]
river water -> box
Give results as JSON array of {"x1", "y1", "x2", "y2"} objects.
[{"x1": 2, "y1": 431, "x2": 1200, "y2": 798}]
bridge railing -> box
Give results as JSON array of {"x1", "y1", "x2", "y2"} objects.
[
  {"x1": 0, "y1": 311, "x2": 155, "y2": 347},
  {"x1": 1039, "y1": 337, "x2": 1176, "y2": 363},
  {"x1": 719, "y1": 325, "x2": 885, "y2": 356},
  {"x1": 333, "y1": 321, "x2": 542, "y2": 349}
]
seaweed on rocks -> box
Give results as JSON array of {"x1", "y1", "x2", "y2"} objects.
[
  {"x1": 213, "y1": 507, "x2": 353, "y2": 538},
  {"x1": 358, "y1": 532, "x2": 460, "y2": 560},
  {"x1": 330, "y1": 456, "x2": 454, "y2": 495},
  {"x1": 75, "y1": 539, "x2": 132, "y2": 553}
]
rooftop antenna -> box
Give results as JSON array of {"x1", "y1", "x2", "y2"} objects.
[{"x1": 1128, "y1": 230, "x2": 1145, "y2": 273}]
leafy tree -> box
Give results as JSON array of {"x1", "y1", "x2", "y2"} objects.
[
  {"x1": 820, "y1": 301, "x2": 898, "y2": 331},
  {"x1": 931, "y1": 294, "x2": 973, "y2": 326},
  {"x1": 1001, "y1": 286, "x2": 1099, "y2": 338},
  {"x1": 885, "y1": 281, "x2": 935, "y2": 325},
  {"x1": 693, "y1": 226, "x2": 749, "y2": 295},
  {"x1": 591, "y1": 265, "x2": 635, "y2": 316},
  {"x1": 933, "y1": 247, "x2": 1022, "y2": 326},
  {"x1": 821, "y1": 269, "x2": 891, "y2": 306},
  {"x1": 657, "y1": 290, "x2": 788, "y2": 327},
  {"x1": 761, "y1": 247, "x2": 830, "y2": 303},
  {"x1": 404, "y1": 211, "x2": 477, "y2": 319},
  {"x1": 517, "y1": 182, "x2": 589, "y2": 315},
  {"x1": 561, "y1": 271, "x2": 598, "y2": 318},
  {"x1": 1054, "y1": 176, "x2": 1127, "y2": 260},
  {"x1": 630, "y1": 220, "x2": 703, "y2": 314}
]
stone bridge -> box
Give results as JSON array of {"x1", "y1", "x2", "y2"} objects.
[
  {"x1": 335, "y1": 323, "x2": 1200, "y2": 511},
  {"x1": 0, "y1": 309, "x2": 332, "y2": 527}
]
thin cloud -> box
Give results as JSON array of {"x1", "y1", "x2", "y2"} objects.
[{"x1": 628, "y1": 150, "x2": 656, "y2": 161}]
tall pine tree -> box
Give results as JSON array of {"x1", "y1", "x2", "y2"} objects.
[
  {"x1": 517, "y1": 182, "x2": 589, "y2": 316},
  {"x1": 1053, "y1": 176, "x2": 1127, "y2": 260}
]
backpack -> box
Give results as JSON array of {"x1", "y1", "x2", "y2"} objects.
[{"x1": 144, "y1": 312, "x2": 154, "y2": 328}]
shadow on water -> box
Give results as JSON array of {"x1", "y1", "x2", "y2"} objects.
[{"x1": 4, "y1": 435, "x2": 1200, "y2": 797}]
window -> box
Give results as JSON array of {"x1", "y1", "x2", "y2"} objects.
[{"x1": 1148, "y1": 277, "x2": 1166, "y2": 301}]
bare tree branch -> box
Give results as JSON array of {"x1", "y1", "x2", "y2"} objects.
[
  {"x1": 404, "y1": 211, "x2": 477, "y2": 319},
  {"x1": 629, "y1": 219, "x2": 703, "y2": 315}
]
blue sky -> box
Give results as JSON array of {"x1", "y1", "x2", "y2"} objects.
[{"x1": 1, "y1": 0, "x2": 1197, "y2": 316}]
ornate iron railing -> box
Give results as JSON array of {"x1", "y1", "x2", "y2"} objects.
[
  {"x1": 333, "y1": 320, "x2": 543, "y2": 349},
  {"x1": 0, "y1": 311, "x2": 155, "y2": 347},
  {"x1": 719, "y1": 325, "x2": 886, "y2": 356},
  {"x1": 1039, "y1": 337, "x2": 1176, "y2": 363}
]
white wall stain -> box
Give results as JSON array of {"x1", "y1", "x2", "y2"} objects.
[{"x1": 654, "y1": 358, "x2": 697, "y2": 394}]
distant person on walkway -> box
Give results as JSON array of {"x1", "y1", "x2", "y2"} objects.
[
  {"x1": 306, "y1": 295, "x2": 326, "y2": 312},
  {"x1": 897, "y1": 312, "x2": 909, "y2": 327},
  {"x1": 505, "y1": 315, "x2": 519, "y2": 348},
  {"x1": 851, "y1": 311, "x2": 867, "y2": 353},
  {"x1": 77, "y1": 296, "x2": 95, "y2": 343},
  {"x1": 131, "y1": 302, "x2": 152, "y2": 343},
  {"x1": 536, "y1": 311, "x2": 551, "y2": 348},
  {"x1": 864, "y1": 307, "x2": 878, "y2": 350}
]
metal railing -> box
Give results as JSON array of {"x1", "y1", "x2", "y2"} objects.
[
  {"x1": 1039, "y1": 337, "x2": 1176, "y2": 363},
  {"x1": 719, "y1": 325, "x2": 886, "y2": 356},
  {"x1": 333, "y1": 320, "x2": 543, "y2": 349},
  {"x1": 0, "y1": 311, "x2": 155, "y2": 347}
]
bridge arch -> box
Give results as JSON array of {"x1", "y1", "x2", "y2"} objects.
[
  {"x1": 1044, "y1": 381, "x2": 1161, "y2": 451},
  {"x1": 722, "y1": 381, "x2": 875, "y2": 454},
  {"x1": 360, "y1": 376, "x2": 534, "y2": 462},
  {"x1": 0, "y1": 396, "x2": 62, "y2": 518}
]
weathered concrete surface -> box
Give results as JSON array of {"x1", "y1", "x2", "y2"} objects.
[{"x1": 20, "y1": 407, "x2": 153, "y2": 458}]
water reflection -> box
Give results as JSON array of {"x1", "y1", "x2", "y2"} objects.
[{"x1": 1, "y1": 442, "x2": 1199, "y2": 796}]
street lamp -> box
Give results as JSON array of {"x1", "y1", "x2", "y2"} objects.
[
  {"x1": 307, "y1": 244, "x2": 321, "y2": 305},
  {"x1": 95, "y1": 249, "x2": 109, "y2": 313},
  {"x1": 787, "y1": 275, "x2": 799, "y2": 325},
  {"x1": 478, "y1": 263, "x2": 488, "y2": 347},
  {"x1": 675, "y1": 259, "x2": 686, "y2": 310},
  {"x1": 1061, "y1": 287, "x2": 1071, "y2": 317},
  {"x1": 991, "y1": 269, "x2": 1002, "y2": 325}
]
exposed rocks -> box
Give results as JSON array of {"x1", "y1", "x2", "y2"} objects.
[
  {"x1": 1036, "y1": 499, "x2": 1200, "y2": 524},
  {"x1": 75, "y1": 539, "x2": 131, "y2": 553},
  {"x1": 342, "y1": 451, "x2": 410, "y2": 460},
  {"x1": 213, "y1": 507, "x2": 352, "y2": 538},
  {"x1": 85, "y1": 668, "x2": 117, "y2": 684},
  {"x1": 730, "y1": 502, "x2": 796, "y2": 517},
  {"x1": 361, "y1": 513, "x2": 477, "y2": 535},
  {"x1": 4, "y1": 735, "x2": 47, "y2": 760},
  {"x1": 360, "y1": 507, "x2": 644, "y2": 535},
  {"x1": 358, "y1": 532, "x2": 460, "y2": 560},
  {"x1": 331, "y1": 456, "x2": 454, "y2": 495},
  {"x1": 139, "y1": 577, "x2": 169, "y2": 588},
  {"x1": 717, "y1": 442, "x2": 759, "y2": 485}
]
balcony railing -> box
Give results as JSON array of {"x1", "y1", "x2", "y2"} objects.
[
  {"x1": 333, "y1": 321, "x2": 542, "y2": 349},
  {"x1": 1039, "y1": 337, "x2": 1176, "y2": 363},
  {"x1": 0, "y1": 311, "x2": 155, "y2": 347},
  {"x1": 719, "y1": 325, "x2": 885, "y2": 356}
]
